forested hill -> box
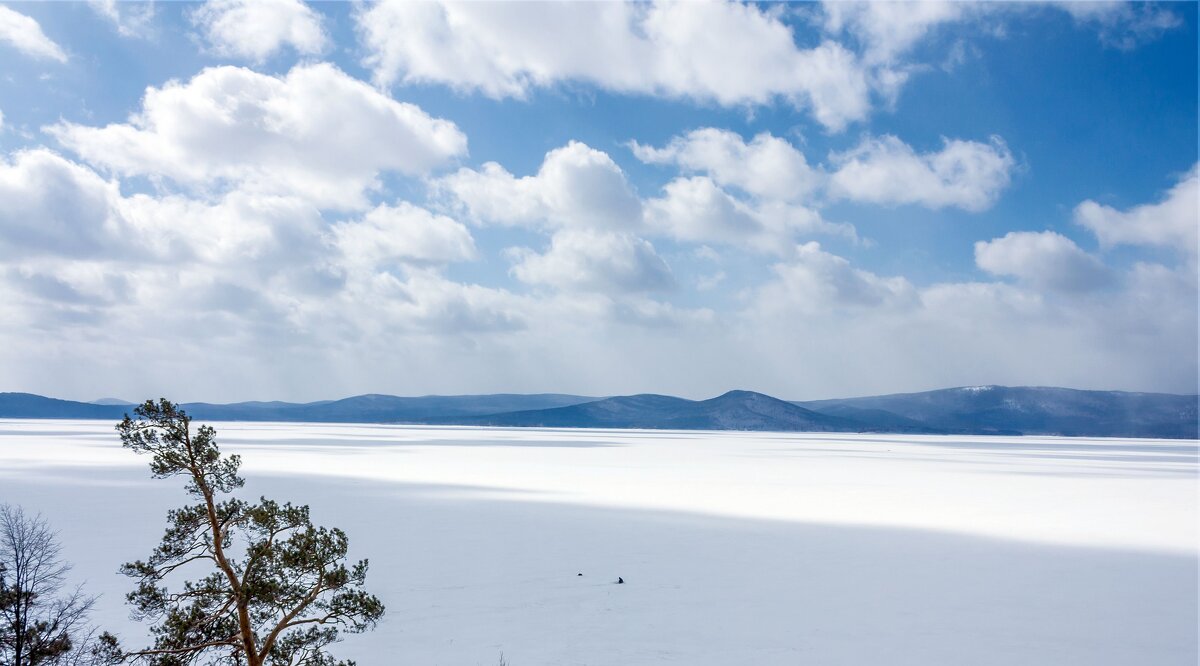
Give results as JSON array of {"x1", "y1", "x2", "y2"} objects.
[{"x1": 0, "y1": 386, "x2": 1195, "y2": 438}]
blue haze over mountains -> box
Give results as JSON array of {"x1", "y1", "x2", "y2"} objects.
[{"x1": 1, "y1": 387, "x2": 1195, "y2": 439}]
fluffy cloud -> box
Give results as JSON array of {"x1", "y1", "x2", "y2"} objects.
[
  {"x1": 442, "y1": 138, "x2": 852, "y2": 253},
  {"x1": 48, "y1": 63, "x2": 467, "y2": 209},
  {"x1": 192, "y1": 0, "x2": 327, "y2": 61},
  {"x1": 643, "y1": 176, "x2": 761, "y2": 244},
  {"x1": 116, "y1": 190, "x2": 322, "y2": 265},
  {"x1": 1, "y1": 142, "x2": 1194, "y2": 400},
  {"x1": 0, "y1": 149, "x2": 329, "y2": 351},
  {"x1": 0, "y1": 6, "x2": 67, "y2": 62},
  {"x1": 436, "y1": 141, "x2": 642, "y2": 230},
  {"x1": 89, "y1": 0, "x2": 156, "y2": 39},
  {"x1": 0, "y1": 150, "x2": 119, "y2": 259},
  {"x1": 739, "y1": 246, "x2": 1195, "y2": 397},
  {"x1": 353, "y1": 0, "x2": 1183, "y2": 135},
  {"x1": 0, "y1": 133, "x2": 710, "y2": 391},
  {"x1": 632, "y1": 128, "x2": 860, "y2": 250},
  {"x1": 643, "y1": 176, "x2": 850, "y2": 252},
  {"x1": 0, "y1": 144, "x2": 533, "y2": 370},
  {"x1": 975, "y1": 231, "x2": 1112, "y2": 292},
  {"x1": 508, "y1": 230, "x2": 674, "y2": 294},
  {"x1": 634, "y1": 127, "x2": 1017, "y2": 235},
  {"x1": 753, "y1": 242, "x2": 916, "y2": 315},
  {"x1": 331, "y1": 202, "x2": 477, "y2": 271},
  {"x1": 630, "y1": 128, "x2": 820, "y2": 202},
  {"x1": 1074, "y1": 164, "x2": 1198, "y2": 256},
  {"x1": 325, "y1": 268, "x2": 528, "y2": 336},
  {"x1": 822, "y1": 1, "x2": 974, "y2": 65},
  {"x1": 1, "y1": 4, "x2": 1193, "y2": 402},
  {"x1": 827, "y1": 134, "x2": 1015, "y2": 211},
  {"x1": 356, "y1": 0, "x2": 872, "y2": 131},
  {"x1": 744, "y1": 157, "x2": 1198, "y2": 392},
  {"x1": 0, "y1": 148, "x2": 331, "y2": 269}
]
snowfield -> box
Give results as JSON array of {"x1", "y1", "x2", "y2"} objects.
[{"x1": 0, "y1": 420, "x2": 1196, "y2": 665}]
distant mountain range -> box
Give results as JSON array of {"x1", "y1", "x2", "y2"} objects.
[
  {"x1": 0, "y1": 386, "x2": 1195, "y2": 439},
  {"x1": 453, "y1": 390, "x2": 894, "y2": 432}
]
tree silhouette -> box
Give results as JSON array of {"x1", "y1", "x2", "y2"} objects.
[
  {"x1": 111, "y1": 399, "x2": 383, "y2": 666},
  {"x1": 0, "y1": 504, "x2": 105, "y2": 665}
]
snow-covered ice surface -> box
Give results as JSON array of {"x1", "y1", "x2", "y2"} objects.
[{"x1": 0, "y1": 420, "x2": 1196, "y2": 665}]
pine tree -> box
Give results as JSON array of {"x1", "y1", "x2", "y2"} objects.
[{"x1": 110, "y1": 399, "x2": 384, "y2": 665}]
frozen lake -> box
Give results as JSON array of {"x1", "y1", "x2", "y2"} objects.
[{"x1": 0, "y1": 420, "x2": 1196, "y2": 664}]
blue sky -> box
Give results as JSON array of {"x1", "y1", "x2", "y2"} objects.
[{"x1": 0, "y1": 1, "x2": 1195, "y2": 402}]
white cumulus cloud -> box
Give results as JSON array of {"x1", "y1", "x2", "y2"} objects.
[
  {"x1": 509, "y1": 229, "x2": 674, "y2": 294},
  {"x1": 822, "y1": 1, "x2": 975, "y2": 65},
  {"x1": 753, "y1": 241, "x2": 917, "y2": 315},
  {"x1": 740, "y1": 238, "x2": 1194, "y2": 397},
  {"x1": 356, "y1": 0, "x2": 872, "y2": 131},
  {"x1": 0, "y1": 148, "x2": 330, "y2": 268},
  {"x1": 0, "y1": 144, "x2": 533, "y2": 369},
  {"x1": 643, "y1": 176, "x2": 849, "y2": 252},
  {"x1": 643, "y1": 176, "x2": 761, "y2": 245},
  {"x1": 117, "y1": 189, "x2": 322, "y2": 265},
  {"x1": 975, "y1": 231, "x2": 1112, "y2": 292},
  {"x1": 0, "y1": 150, "x2": 118, "y2": 259},
  {"x1": 48, "y1": 63, "x2": 467, "y2": 210},
  {"x1": 1074, "y1": 164, "x2": 1198, "y2": 256},
  {"x1": 0, "y1": 6, "x2": 67, "y2": 62},
  {"x1": 89, "y1": 0, "x2": 157, "y2": 39},
  {"x1": 828, "y1": 134, "x2": 1015, "y2": 211},
  {"x1": 631, "y1": 128, "x2": 820, "y2": 202},
  {"x1": 442, "y1": 139, "x2": 852, "y2": 254},
  {"x1": 331, "y1": 202, "x2": 477, "y2": 272},
  {"x1": 436, "y1": 141, "x2": 642, "y2": 230},
  {"x1": 192, "y1": 0, "x2": 327, "y2": 61}
]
